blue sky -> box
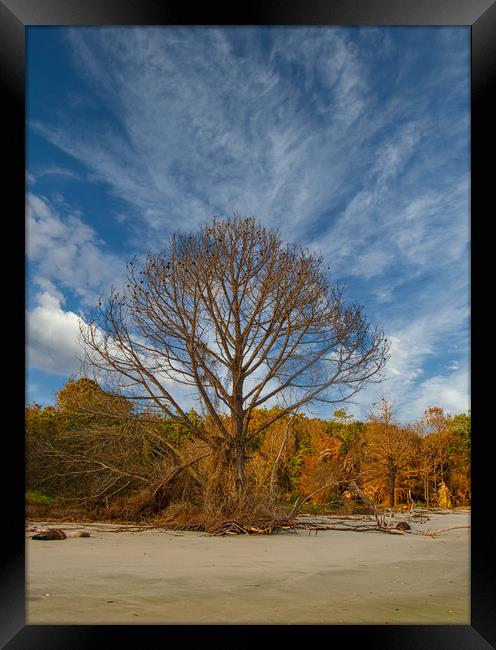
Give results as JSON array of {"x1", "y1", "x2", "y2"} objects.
[{"x1": 26, "y1": 26, "x2": 470, "y2": 423}]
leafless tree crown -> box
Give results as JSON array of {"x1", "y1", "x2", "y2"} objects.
[{"x1": 81, "y1": 215, "x2": 389, "y2": 446}]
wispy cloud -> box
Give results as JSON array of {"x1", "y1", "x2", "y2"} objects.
[
  {"x1": 26, "y1": 27, "x2": 470, "y2": 420},
  {"x1": 311, "y1": 138, "x2": 469, "y2": 286},
  {"x1": 343, "y1": 288, "x2": 469, "y2": 422},
  {"x1": 34, "y1": 166, "x2": 84, "y2": 181},
  {"x1": 31, "y1": 28, "x2": 382, "y2": 247}
]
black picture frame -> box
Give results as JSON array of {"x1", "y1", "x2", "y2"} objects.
[{"x1": 4, "y1": 0, "x2": 493, "y2": 647}]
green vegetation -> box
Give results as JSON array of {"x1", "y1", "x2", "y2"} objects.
[{"x1": 25, "y1": 490, "x2": 54, "y2": 505}]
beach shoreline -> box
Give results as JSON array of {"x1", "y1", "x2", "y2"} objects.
[{"x1": 26, "y1": 510, "x2": 470, "y2": 625}]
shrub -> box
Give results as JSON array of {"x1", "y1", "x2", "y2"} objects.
[{"x1": 25, "y1": 489, "x2": 55, "y2": 505}]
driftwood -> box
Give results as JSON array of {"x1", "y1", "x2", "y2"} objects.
[
  {"x1": 31, "y1": 528, "x2": 67, "y2": 540},
  {"x1": 27, "y1": 517, "x2": 469, "y2": 538},
  {"x1": 288, "y1": 478, "x2": 414, "y2": 537},
  {"x1": 65, "y1": 531, "x2": 91, "y2": 538},
  {"x1": 347, "y1": 480, "x2": 407, "y2": 535},
  {"x1": 29, "y1": 527, "x2": 92, "y2": 539},
  {"x1": 205, "y1": 512, "x2": 403, "y2": 536},
  {"x1": 209, "y1": 519, "x2": 282, "y2": 536},
  {"x1": 210, "y1": 514, "x2": 405, "y2": 536},
  {"x1": 415, "y1": 525, "x2": 470, "y2": 537}
]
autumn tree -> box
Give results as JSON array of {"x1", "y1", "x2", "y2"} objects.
[
  {"x1": 421, "y1": 407, "x2": 452, "y2": 484},
  {"x1": 26, "y1": 378, "x2": 205, "y2": 515},
  {"x1": 81, "y1": 215, "x2": 389, "y2": 516},
  {"x1": 363, "y1": 397, "x2": 416, "y2": 507},
  {"x1": 244, "y1": 407, "x2": 299, "y2": 500},
  {"x1": 447, "y1": 412, "x2": 471, "y2": 504},
  {"x1": 34, "y1": 379, "x2": 144, "y2": 506},
  {"x1": 297, "y1": 409, "x2": 365, "y2": 506},
  {"x1": 326, "y1": 408, "x2": 366, "y2": 484},
  {"x1": 26, "y1": 403, "x2": 58, "y2": 495},
  {"x1": 415, "y1": 408, "x2": 471, "y2": 506},
  {"x1": 298, "y1": 437, "x2": 341, "y2": 506}
]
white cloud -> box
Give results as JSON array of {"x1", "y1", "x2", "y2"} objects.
[
  {"x1": 27, "y1": 290, "x2": 85, "y2": 376},
  {"x1": 26, "y1": 287, "x2": 199, "y2": 412},
  {"x1": 27, "y1": 192, "x2": 124, "y2": 306},
  {"x1": 335, "y1": 288, "x2": 469, "y2": 423},
  {"x1": 411, "y1": 368, "x2": 470, "y2": 418},
  {"x1": 25, "y1": 279, "x2": 206, "y2": 412},
  {"x1": 372, "y1": 122, "x2": 420, "y2": 186},
  {"x1": 342, "y1": 364, "x2": 469, "y2": 425},
  {"x1": 30, "y1": 27, "x2": 470, "y2": 255}
]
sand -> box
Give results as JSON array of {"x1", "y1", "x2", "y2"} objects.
[{"x1": 26, "y1": 510, "x2": 470, "y2": 625}]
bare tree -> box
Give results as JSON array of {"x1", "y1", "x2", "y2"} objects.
[{"x1": 81, "y1": 216, "x2": 389, "y2": 514}]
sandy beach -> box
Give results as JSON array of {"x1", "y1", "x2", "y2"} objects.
[{"x1": 26, "y1": 510, "x2": 470, "y2": 625}]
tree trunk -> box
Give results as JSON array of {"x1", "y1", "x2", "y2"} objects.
[
  {"x1": 205, "y1": 356, "x2": 246, "y2": 516},
  {"x1": 205, "y1": 435, "x2": 247, "y2": 516},
  {"x1": 388, "y1": 460, "x2": 396, "y2": 507},
  {"x1": 232, "y1": 373, "x2": 246, "y2": 508},
  {"x1": 270, "y1": 415, "x2": 294, "y2": 499},
  {"x1": 234, "y1": 439, "x2": 246, "y2": 500}
]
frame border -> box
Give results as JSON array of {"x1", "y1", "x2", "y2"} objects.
[{"x1": 4, "y1": 0, "x2": 493, "y2": 647}]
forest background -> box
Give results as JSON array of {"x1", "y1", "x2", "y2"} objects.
[{"x1": 26, "y1": 377, "x2": 470, "y2": 527}]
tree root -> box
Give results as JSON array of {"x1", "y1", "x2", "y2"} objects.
[{"x1": 205, "y1": 516, "x2": 408, "y2": 536}]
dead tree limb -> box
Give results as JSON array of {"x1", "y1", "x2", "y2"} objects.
[
  {"x1": 289, "y1": 479, "x2": 340, "y2": 518},
  {"x1": 269, "y1": 412, "x2": 296, "y2": 499},
  {"x1": 420, "y1": 525, "x2": 470, "y2": 537}
]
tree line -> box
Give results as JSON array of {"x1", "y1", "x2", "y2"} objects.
[{"x1": 26, "y1": 378, "x2": 470, "y2": 523}]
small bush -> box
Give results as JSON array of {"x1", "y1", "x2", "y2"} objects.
[{"x1": 25, "y1": 490, "x2": 55, "y2": 505}]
